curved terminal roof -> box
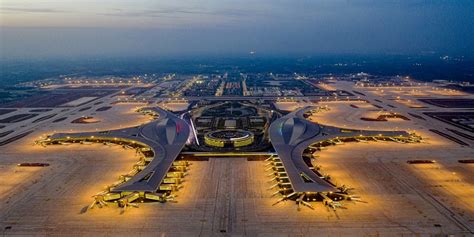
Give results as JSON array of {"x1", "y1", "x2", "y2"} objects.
[
  {"x1": 269, "y1": 106, "x2": 410, "y2": 193},
  {"x1": 49, "y1": 107, "x2": 190, "y2": 193}
]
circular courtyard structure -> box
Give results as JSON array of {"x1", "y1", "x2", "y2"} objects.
[{"x1": 204, "y1": 130, "x2": 254, "y2": 148}]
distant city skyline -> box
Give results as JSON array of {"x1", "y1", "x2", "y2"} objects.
[{"x1": 1, "y1": 0, "x2": 473, "y2": 59}]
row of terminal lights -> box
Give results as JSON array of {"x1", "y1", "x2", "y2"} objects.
[
  {"x1": 308, "y1": 134, "x2": 422, "y2": 148},
  {"x1": 89, "y1": 147, "x2": 190, "y2": 211},
  {"x1": 265, "y1": 152, "x2": 360, "y2": 210},
  {"x1": 264, "y1": 156, "x2": 317, "y2": 211}
]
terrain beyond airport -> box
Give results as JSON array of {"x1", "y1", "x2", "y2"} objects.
[{"x1": 0, "y1": 73, "x2": 473, "y2": 236}]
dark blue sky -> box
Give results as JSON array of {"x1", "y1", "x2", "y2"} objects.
[{"x1": 1, "y1": 0, "x2": 473, "y2": 59}]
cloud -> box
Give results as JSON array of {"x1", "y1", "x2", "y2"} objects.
[
  {"x1": 0, "y1": 7, "x2": 69, "y2": 14},
  {"x1": 99, "y1": 7, "x2": 265, "y2": 19},
  {"x1": 346, "y1": 0, "x2": 473, "y2": 9}
]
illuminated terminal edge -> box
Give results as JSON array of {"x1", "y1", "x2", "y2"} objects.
[
  {"x1": 267, "y1": 106, "x2": 422, "y2": 210},
  {"x1": 38, "y1": 135, "x2": 191, "y2": 207},
  {"x1": 35, "y1": 105, "x2": 422, "y2": 211},
  {"x1": 204, "y1": 130, "x2": 255, "y2": 148},
  {"x1": 36, "y1": 107, "x2": 191, "y2": 210}
]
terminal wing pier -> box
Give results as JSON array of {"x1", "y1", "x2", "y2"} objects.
[
  {"x1": 37, "y1": 105, "x2": 422, "y2": 211},
  {"x1": 37, "y1": 107, "x2": 190, "y2": 210},
  {"x1": 268, "y1": 106, "x2": 422, "y2": 210}
]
